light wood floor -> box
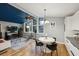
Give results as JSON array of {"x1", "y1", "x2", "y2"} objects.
[{"x1": 0, "y1": 40, "x2": 69, "y2": 56}]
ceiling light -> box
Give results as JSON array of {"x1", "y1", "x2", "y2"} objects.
[
  {"x1": 44, "y1": 9, "x2": 49, "y2": 24},
  {"x1": 45, "y1": 20, "x2": 49, "y2": 24}
]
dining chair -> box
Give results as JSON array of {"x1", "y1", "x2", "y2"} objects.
[
  {"x1": 33, "y1": 38, "x2": 44, "y2": 56},
  {"x1": 46, "y1": 37, "x2": 58, "y2": 56},
  {"x1": 52, "y1": 37, "x2": 56, "y2": 42}
]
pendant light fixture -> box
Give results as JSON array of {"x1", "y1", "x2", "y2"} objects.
[{"x1": 44, "y1": 9, "x2": 49, "y2": 24}]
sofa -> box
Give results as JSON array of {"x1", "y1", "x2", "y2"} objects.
[{"x1": 0, "y1": 39, "x2": 11, "y2": 51}]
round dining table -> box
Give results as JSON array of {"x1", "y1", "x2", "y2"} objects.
[
  {"x1": 38, "y1": 37, "x2": 55, "y2": 53},
  {"x1": 38, "y1": 37, "x2": 55, "y2": 44}
]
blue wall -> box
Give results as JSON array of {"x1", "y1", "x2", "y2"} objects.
[{"x1": 0, "y1": 3, "x2": 31, "y2": 24}]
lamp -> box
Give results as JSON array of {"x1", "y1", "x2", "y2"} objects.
[
  {"x1": 51, "y1": 17, "x2": 55, "y2": 27},
  {"x1": 26, "y1": 26, "x2": 30, "y2": 28},
  {"x1": 51, "y1": 21, "x2": 55, "y2": 26},
  {"x1": 44, "y1": 9, "x2": 49, "y2": 24},
  {"x1": 45, "y1": 20, "x2": 49, "y2": 24}
]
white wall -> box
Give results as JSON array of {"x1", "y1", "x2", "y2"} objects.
[
  {"x1": 0, "y1": 18, "x2": 64, "y2": 43},
  {"x1": 44, "y1": 17, "x2": 65, "y2": 43},
  {"x1": 65, "y1": 11, "x2": 79, "y2": 37},
  {"x1": 0, "y1": 21, "x2": 21, "y2": 38}
]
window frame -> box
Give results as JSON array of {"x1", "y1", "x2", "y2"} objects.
[{"x1": 23, "y1": 17, "x2": 44, "y2": 34}]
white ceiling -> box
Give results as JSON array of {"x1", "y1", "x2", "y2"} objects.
[{"x1": 10, "y1": 3, "x2": 79, "y2": 17}]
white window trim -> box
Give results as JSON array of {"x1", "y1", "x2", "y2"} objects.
[{"x1": 23, "y1": 17, "x2": 44, "y2": 34}]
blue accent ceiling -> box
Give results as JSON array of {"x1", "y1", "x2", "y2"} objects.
[{"x1": 0, "y1": 3, "x2": 31, "y2": 24}]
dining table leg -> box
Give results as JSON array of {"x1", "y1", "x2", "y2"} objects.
[{"x1": 43, "y1": 44, "x2": 47, "y2": 56}]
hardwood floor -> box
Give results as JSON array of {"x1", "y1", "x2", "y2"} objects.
[{"x1": 0, "y1": 40, "x2": 69, "y2": 56}]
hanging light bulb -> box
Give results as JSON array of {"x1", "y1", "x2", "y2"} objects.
[
  {"x1": 45, "y1": 20, "x2": 49, "y2": 24},
  {"x1": 44, "y1": 9, "x2": 49, "y2": 24}
]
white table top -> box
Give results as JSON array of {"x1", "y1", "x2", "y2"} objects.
[{"x1": 38, "y1": 37, "x2": 55, "y2": 44}]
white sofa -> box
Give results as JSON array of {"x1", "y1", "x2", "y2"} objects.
[{"x1": 0, "y1": 39, "x2": 11, "y2": 51}]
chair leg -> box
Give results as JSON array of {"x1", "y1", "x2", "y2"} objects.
[
  {"x1": 51, "y1": 51, "x2": 53, "y2": 56},
  {"x1": 40, "y1": 47, "x2": 42, "y2": 56},
  {"x1": 56, "y1": 49, "x2": 58, "y2": 56},
  {"x1": 44, "y1": 46, "x2": 47, "y2": 56},
  {"x1": 50, "y1": 50, "x2": 58, "y2": 56},
  {"x1": 35, "y1": 46, "x2": 37, "y2": 55}
]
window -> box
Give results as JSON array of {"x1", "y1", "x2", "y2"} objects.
[
  {"x1": 24, "y1": 17, "x2": 44, "y2": 33},
  {"x1": 33, "y1": 18, "x2": 37, "y2": 33},
  {"x1": 33, "y1": 18, "x2": 37, "y2": 25},
  {"x1": 33, "y1": 26, "x2": 37, "y2": 33},
  {"x1": 24, "y1": 19, "x2": 33, "y2": 33},
  {"x1": 38, "y1": 18, "x2": 44, "y2": 33}
]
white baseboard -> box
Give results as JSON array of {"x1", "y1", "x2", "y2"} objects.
[{"x1": 56, "y1": 41, "x2": 65, "y2": 44}]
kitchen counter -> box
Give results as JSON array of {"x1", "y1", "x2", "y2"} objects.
[{"x1": 66, "y1": 36, "x2": 79, "y2": 49}]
